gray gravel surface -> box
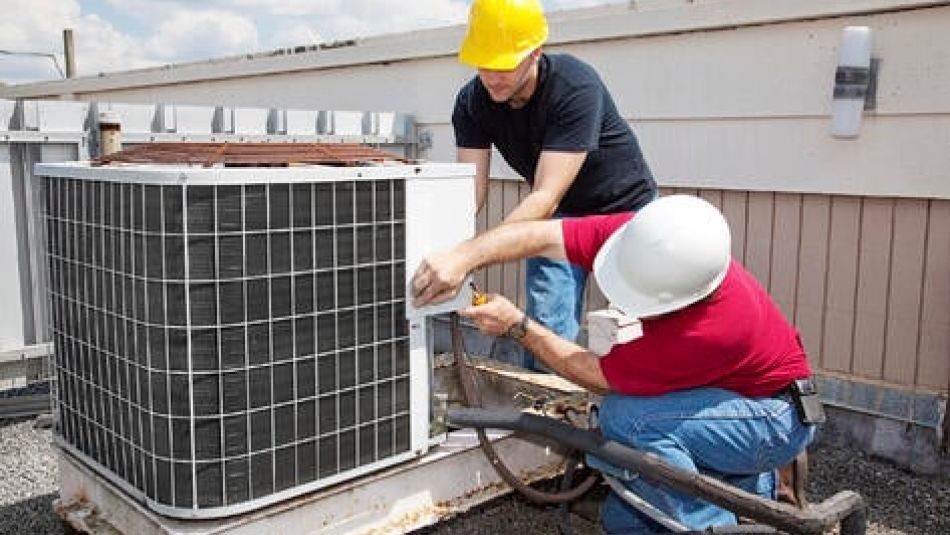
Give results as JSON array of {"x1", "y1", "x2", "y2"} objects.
[
  {"x1": 1, "y1": 417, "x2": 946, "y2": 534},
  {"x1": 0, "y1": 418, "x2": 59, "y2": 535}
]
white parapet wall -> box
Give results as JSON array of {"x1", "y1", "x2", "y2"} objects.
[{"x1": 2, "y1": 0, "x2": 949, "y2": 200}]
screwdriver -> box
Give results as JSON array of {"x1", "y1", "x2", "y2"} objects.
[{"x1": 470, "y1": 281, "x2": 489, "y2": 306}]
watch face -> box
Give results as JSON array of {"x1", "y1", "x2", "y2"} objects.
[{"x1": 507, "y1": 315, "x2": 528, "y2": 339}]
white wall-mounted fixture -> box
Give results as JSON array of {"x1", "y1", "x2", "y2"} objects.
[{"x1": 830, "y1": 26, "x2": 874, "y2": 139}]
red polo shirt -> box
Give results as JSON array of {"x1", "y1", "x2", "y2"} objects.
[{"x1": 562, "y1": 212, "x2": 811, "y2": 398}]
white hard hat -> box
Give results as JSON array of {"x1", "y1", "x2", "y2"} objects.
[{"x1": 593, "y1": 195, "x2": 731, "y2": 319}]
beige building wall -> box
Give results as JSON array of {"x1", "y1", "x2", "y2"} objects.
[
  {"x1": 3, "y1": 0, "x2": 947, "y2": 399},
  {"x1": 477, "y1": 182, "x2": 949, "y2": 395}
]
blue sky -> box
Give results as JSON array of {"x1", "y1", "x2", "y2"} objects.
[{"x1": 0, "y1": 0, "x2": 623, "y2": 85}]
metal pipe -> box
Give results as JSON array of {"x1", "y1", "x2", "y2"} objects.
[
  {"x1": 0, "y1": 50, "x2": 64, "y2": 79},
  {"x1": 63, "y1": 29, "x2": 76, "y2": 78},
  {"x1": 97, "y1": 111, "x2": 121, "y2": 157}
]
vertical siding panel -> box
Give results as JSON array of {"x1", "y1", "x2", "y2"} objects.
[
  {"x1": 795, "y1": 195, "x2": 830, "y2": 368},
  {"x1": 500, "y1": 181, "x2": 521, "y2": 302},
  {"x1": 883, "y1": 199, "x2": 928, "y2": 386},
  {"x1": 484, "y1": 179, "x2": 505, "y2": 293},
  {"x1": 516, "y1": 183, "x2": 530, "y2": 309},
  {"x1": 721, "y1": 191, "x2": 748, "y2": 264},
  {"x1": 770, "y1": 193, "x2": 801, "y2": 320},
  {"x1": 917, "y1": 200, "x2": 950, "y2": 391},
  {"x1": 852, "y1": 198, "x2": 893, "y2": 380},
  {"x1": 699, "y1": 189, "x2": 724, "y2": 211},
  {"x1": 822, "y1": 197, "x2": 861, "y2": 374},
  {"x1": 474, "y1": 180, "x2": 489, "y2": 294},
  {"x1": 745, "y1": 192, "x2": 774, "y2": 289}
]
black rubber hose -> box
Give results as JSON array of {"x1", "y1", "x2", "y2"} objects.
[
  {"x1": 450, "y1": 313, "x2": 600, "y2": 505},
  {"x1": 556, "y1": 454, "x2": 582, "y2": 535},
  {"x1": 447, "y1": 407, "x2": 865, "y2": 535}
]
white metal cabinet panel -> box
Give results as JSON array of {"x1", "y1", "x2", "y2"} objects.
[
  {"x1": 168, "y1": 104, "x2": 215, "y2": 134},
  {"x1": 97, "y1": 102, "x2": 158, "y2": 134},
  {"x1": 0, "y1": 100, "x2": 14, "y2": 130},
  {"x1": 0, "y1": 145, "x2": 27, "y2": 351},
  {"x1": 20, "y1": 101, "x2": 90, "y2": 132}
]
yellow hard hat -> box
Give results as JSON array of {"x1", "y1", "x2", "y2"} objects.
[{"x1": 458, "y1": 0, "x2": 549, "y2": 70}]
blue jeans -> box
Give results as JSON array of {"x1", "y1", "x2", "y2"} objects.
[
  {"x1": 589, "y1": 388, "x2": 816, "y2": 534},
  {"x1": 523, "y1": 256, "x2": 588, "y2": 371}
]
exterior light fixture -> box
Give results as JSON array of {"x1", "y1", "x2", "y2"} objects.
[{"x1": 830, "y1": 26, "x2": 876, "y2": 139}]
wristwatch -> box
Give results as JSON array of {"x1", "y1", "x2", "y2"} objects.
[{"x1": 505, "y1": 313, "x2": 530, "y2": 340}]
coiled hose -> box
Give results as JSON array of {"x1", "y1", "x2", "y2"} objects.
[{"x1": 449, "y1": 313, "x2": 601, "y2": 505}]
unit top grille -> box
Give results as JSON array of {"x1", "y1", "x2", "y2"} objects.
[{"x1": 93, "y1": 142, "x2": 410, "y2": 168}]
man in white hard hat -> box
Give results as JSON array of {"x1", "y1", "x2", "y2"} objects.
[
  {"x1": 412, "y1": 195, "x2": 818, "y2": 534},
  {"x1": 453, "y1": 0, "x2": 656, "y2": 371}
]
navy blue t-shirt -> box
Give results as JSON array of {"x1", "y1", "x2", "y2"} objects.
[{"x1": 452, "y1": 53, "x2": 656, "y2": 215}]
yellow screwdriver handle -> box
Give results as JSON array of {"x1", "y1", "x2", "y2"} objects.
[{"x1": 470, "y1": 282, "x2": 489, "y2": 306}]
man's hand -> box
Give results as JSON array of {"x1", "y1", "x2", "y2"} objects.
[
  {"x1": 458, "y1": 294, "x2": 523, "y2": 337},
  {"x1": 411, "y1": 251, "x2": 470, "y2": 307}
]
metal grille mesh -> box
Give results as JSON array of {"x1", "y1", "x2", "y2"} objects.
[{"x1": 46, "y1": 176, "x2": 410, "y2": 510}]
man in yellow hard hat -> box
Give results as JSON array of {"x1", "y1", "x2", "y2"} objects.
[{"x1": 453, "y1": 0, "x2": 657, "y2": 371}]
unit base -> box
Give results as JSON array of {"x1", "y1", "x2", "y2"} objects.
[{"x1": 55, "y1": 429, "x2": 568, "y2": 535}]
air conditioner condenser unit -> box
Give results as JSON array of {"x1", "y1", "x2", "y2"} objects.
[{"x1": 35, "y1": 161, "x2": 474, "y2": 519}]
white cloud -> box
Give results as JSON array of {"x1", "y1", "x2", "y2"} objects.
[
  {"x1": 0, "y1": 0, "x2": 81, "y2": 82},
  {"x1": 72, "y1": 14, "x2": 152, "y2": 74},
  {"x1": 0, "y1": 0, "x2": 157, "y2": 82},
  {"x1": 227, "y1": 0, "x2": 346, "y2": 17},
  {"x1": 144, "y1": 9, "x2": 260, "y2": 62},
  {"x1": 1, "y1": 0, "x2": 622, "y2": 84},
  {"x1": 545, "y1": 0, "x2": 623, "y2": 10},
  {"x1": 0, "y1": 0, "x2": 79, "y2": 50},
  {"x1": 226, "y1": 0, "x2": 469, "y2": 42},
  {"x1": 315, "y1": 0, "x2": 469, "y2": 40}
]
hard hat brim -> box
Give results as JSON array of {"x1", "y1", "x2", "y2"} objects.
[
  {"x1": 592, "y1": 220, "x2": 728, "y2": 319},
  {"x1": 458, "y1": 40, "x2": 542, "y2": 71}
]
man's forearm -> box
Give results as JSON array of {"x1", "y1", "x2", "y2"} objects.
[
  {"x1": 501, "y1": 189, "x2": 559, "y2": 225},
  {"x1": 475, "y1": 177, "x2": 488, "y2": 214},
  {"x1": 519, "y1": 321, "x2": 610, "y2": 394},
  {"x1": 457, "y1": 219, "x2": 565, "y2": 273}
]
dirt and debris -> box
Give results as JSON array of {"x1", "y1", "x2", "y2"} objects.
[{"x1": 93, "y1": 142, "x2": 409, "y2": 167}]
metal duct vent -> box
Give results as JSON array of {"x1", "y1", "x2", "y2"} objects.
[{"x1": 39, "y1": 162, "x2": 465, "y2": 518}]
